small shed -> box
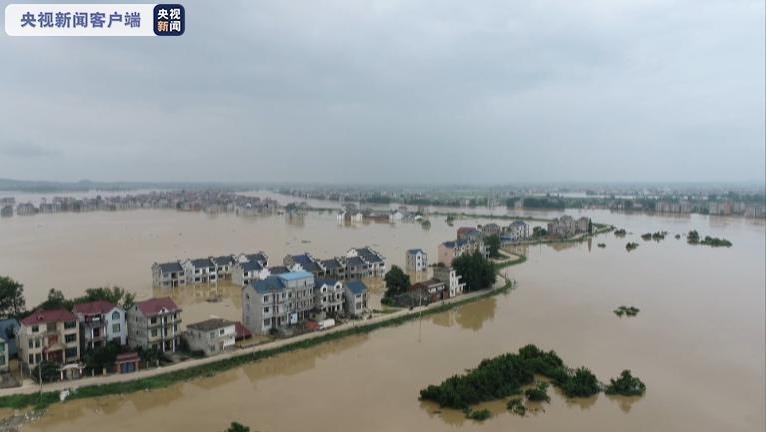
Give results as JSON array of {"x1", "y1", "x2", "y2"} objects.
[{"x1": 115, "y1": 352, "x2": 140, "y2": 374}]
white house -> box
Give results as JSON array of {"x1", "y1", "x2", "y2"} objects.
[
  {"x1": 405, "y1": 249, "x2": 428, "y2": 272},
  {"x1": 185, "y1": 318, "x2": 236, "y2": 356}
]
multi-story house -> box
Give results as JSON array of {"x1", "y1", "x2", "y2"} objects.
[
  {"x1": 73, "y1": 300, "x2": 127, "y2": 350},
  {"x1": 405, "y1": 249, "x2": 428, "y2": 272},
  {"x1": 504, "y1": 221, "x2": 529, "y2": 242},
  {"x1": 480, "y1": 223, "x2": 502, "y2": 237},
  {"x1": 411, "y1": 279, "x2": 447, "y2": 302},
  {"x1": 127, "y1": 297, "x2": 182, "y2": 352},
  {"x1": 231, "y1": 260, "x2": 271, "y2": 287},
  {"x1": 432, "y1": 266, "x2": 466, "y2": 298},
  {"x1": 344, "y1": 280, "x2": 368, "y2": 317},
  {"x1": 437, "y1": 239, "x2": 488, "y2": 266},
  {"x1": 0, "y1": 335, "x2": 8, "y2": 372},
  {"x1": 151, "y1": 261, "x2": 186, "y2": 289},
  {"x1": 212, "y1": 255, "x2": 236, "y2": 281},
  {"x1": 319, "y1": 258, "x2": 345, "y2": 279},
  {"x1": 182, "y1": 258, "x2": 217, "y2": 285},
  {"x1": 283, "y1": 253, "x2": 323, "y2": 276},
  {"x1": 347, "y1": 247, "x2": 386, "y2": 277},
  {"x1": 314, "y1": 278, "x2": 345, "y2": 317},
  {"x1": 185, "y1": 318, "x2": 236, "y2": 356},
  {"x1": 242, "y1": 271, "x2": 315, "y2": 335},
  {"x1": 345, "y1": 256, "x2": 368, "y2": 279},
  {"x1": 457, "y1": 227, "x2": 482, "y2": 241},
  {"x1": 18, "y1": 309, "x2": 80, "y2": 374}
]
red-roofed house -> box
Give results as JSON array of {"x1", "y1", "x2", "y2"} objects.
[
  {"x1": 73, "y1": 300, "x2": 127, "y2": 350},
  {"x1": 18, "y1": 309, "x2": 80, "y2": 375},
  {"x1": 127, "y1": 297, "x2": 182, "y2": 352}
]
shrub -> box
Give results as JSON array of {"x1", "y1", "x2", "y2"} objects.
[
  {"x1": 465, "y1": 409, "x2": 491, "y2": 421},
  {"x1": 525, "y1": 382, "x2": 550, "y2": 403},
  {"x1": 605, "y1": 370, "x2": 646, "y2": 396}
]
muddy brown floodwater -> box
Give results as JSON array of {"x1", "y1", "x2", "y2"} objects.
[{"x1": 0, "y1": 199, "x2": 763, "y2": 432}]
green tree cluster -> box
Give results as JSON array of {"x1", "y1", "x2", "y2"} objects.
[
  {"x1": 485, "y1": 234, "x2": 501, "y2": 258},
  {"x1": 383, "y1": 266, "x2": 411, "y2": 300},
  {"x1": 419, "y1": 344, "x2": 612, "y2": 410},
  {"x1": 604, "y1": 370, "x2": 646, "y2": 396},
  {"x1": 0, "y1": 276, "x2": 25, "y2": 318},
  {"x1": 452, "y1": 252, "x2": 496, "y2": 292},
  {"x1": 225, "y1": 422, "x2": 250, "y2": 432}
]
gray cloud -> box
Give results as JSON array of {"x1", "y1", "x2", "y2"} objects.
[{"x1": 0, "y1": 0, "x2": 763, "y2": 183}]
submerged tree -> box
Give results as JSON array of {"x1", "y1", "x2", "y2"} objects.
[
  {"x1": 452, "y1": 251, "x2": 496, "y2": 292},
  {"x1": 383, "y1": 265, "x2": 411, "y2": 298}
]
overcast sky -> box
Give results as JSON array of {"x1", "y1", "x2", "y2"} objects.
[{"x1": 1, "y1": 0, "x2": 764, "y2": 184}]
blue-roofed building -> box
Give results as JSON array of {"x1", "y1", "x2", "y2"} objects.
[
  {"x1": 346, "y1": 247, "x2": 386, "y2": 277},
  {"x1": 232, "y1": 259, "x2": 271, "y2": 287},
  {"x1": 405, "y1": 248, "x2": 428, "y2": 272},
  {"x1": 283, "y1": 253, "x2": 322, "y2": 275},
  {"x1": 344, "y1": 280, "x2": 368, "y2": 317},
  {"x1": 0, "y1": 319, "x2": 20, "y2": 359},
  {"x1": 151, "y1": 261, "x2": 186, "y2": 289},
  {"x1": 242, "y1": 271, "x2": 315, "y2": 335}
]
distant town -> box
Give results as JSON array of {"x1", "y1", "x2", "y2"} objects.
[{"x1": 0, "y1": 181, "x2": 763, "y2": 219}]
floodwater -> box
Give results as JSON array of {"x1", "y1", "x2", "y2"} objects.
[{"x1": 0, "y1": 197, "x2": 763, "y2": 432}]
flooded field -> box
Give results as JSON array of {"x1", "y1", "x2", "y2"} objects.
[{"x1": 0, "y1": 199, "x2": 764, "y2": 431}]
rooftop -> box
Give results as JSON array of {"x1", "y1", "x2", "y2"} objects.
[
  {"x1": 187, "y1": 318, "x2": 235, "y2": 332},
  {"x1": 21, "y1": 309, "x2": 76, "y2": 326},
  {"x1": 73, "y1": 300, "x2": 117, "y2": 315},
  {"x1": 136, "y1": 297, "x2": 180, "y2": 316}
]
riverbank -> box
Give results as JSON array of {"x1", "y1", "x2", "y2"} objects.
[{"x1": 0, "y1": 271, "x2": 515, "y2": 414}]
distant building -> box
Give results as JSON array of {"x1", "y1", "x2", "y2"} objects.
[
  {"x1": 151, "y1": 261, "x2": 186, "y2": 289},
  {"x1": 504, "y1": 221, "x2": 529, "y2": 242},
  {"x1": 432, "y1": 266, "x2": 465, "y2": 298},
  {"x1": 437, "y1": 239, "x2": 488, "y2": 266},
  {"x1": 185, "y1": 318, "x2": 236, "y2": 356},
  {"x1": 127, "y1": 297, "x2": 182, "y2": 353},
  {"x1": 73, "y1": 300, "x2": 127, "y2": 350},
  {"x1": 319, "y1": 258, "x2": 346, "y2": 279},
  {"x1": 405, "y1": 249, "x2": 428, "y2": 272},
  {"x1": 457, "y1": 227, "x2": 481, "y2": 241},
  {"x1": 18, "y1": 309, "x2": 80, "y2": 375},
  {"x1": 480, "y1": 223, "x2": 501, "y2": 237},
  {"x1": 546, "y1": 215, "x2": 589, "y2": 238},
  {"x1": 344, "y1": 280, "x2": 368, "y2": 317},
  {"x1": 242, "y1": 271, "x2": 315, "y2": 335}
]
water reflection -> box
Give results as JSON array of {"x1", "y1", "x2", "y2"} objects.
[
  {"x1": 429, "y1": 297, "x2": 496, "y2": 331},
  {"x1": 606, "y1": 394, "x2": 642, "y2": 413}
]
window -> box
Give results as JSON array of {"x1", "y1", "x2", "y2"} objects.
[
  {"x1": 112, "y1": 323, "x2": 120, "y2": 333},
  {"x1": 28, "y1": 354, "x2": 34, "y2": 365},
  {"x1": 150, "y1": 317, "x2": 158, "y2": 325},
  {"x1": 64, "y1": 321, "x2": 77, "y2": 329},
  {"x1": 263, "y1": 307, "x2": 270, "y2": 313},
  {"x1": 65, "y1": 334, "x2": 76, "y2": 343},
  {"x1": 263, "y1": 295, "x2": 269, "y2": 302},
  {"x1": 31, "y1": 325, "x2": 39, "y2": 333},
  {"x1": 263, "y1": 319, "x2": 270, "y2": 326},
  {"x1": 112, "y1": 311, "x2": 120, "y2": 320},
  {"x1": 151, "y1": 329, "x2": 158, "y2": 337},
  {"x1": 65, "y1": 348, "x2": 77, "y2": 359},
  {"x1": 219, "y1": 329, "x2": 224, "y2": 336}
]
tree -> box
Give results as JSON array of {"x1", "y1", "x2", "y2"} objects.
[
  {"x1": 81, "y1": 286, "x2": 135, "y2": 309},
  {"x1": 32, "y1": 360, "x2": 60, "y2": 383},
  {"x1": 226, "y1": 422, "x2": 250, "y2": 432},
  {"x1": 452, "y1": 251, "x2": 496, "y2": 292},
  {"x1": 39, "y1": 288, "x2": 71, "y2": 310},
  {"x1": 0, "y1": 276, "x2": 25, "y2": 318},
  {"x1": 532, "y1": 226, "x2": 547, "y2": 238},
  {"x1": 485, "y1": 234, "x2": 501, "y2": 258},
  {"x1": 384, "y1": 265, "x2": 411, "y2": 298}
]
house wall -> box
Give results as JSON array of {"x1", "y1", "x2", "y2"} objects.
[{"x1": 186, "y1": 325, "x2": 236, "y2": 356}]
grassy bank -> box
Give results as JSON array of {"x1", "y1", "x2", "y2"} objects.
[{"x1": 0, "y1": 283, "x2": 513, "y2": 412}]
